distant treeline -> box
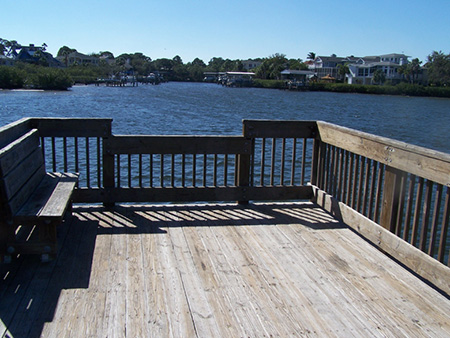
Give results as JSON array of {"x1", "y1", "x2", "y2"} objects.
[
  {"x1": 0, "y1": 63, "x2": 72, "y2": 90},
  {"x1": 253, "y1": 80, "x2": 450, "y2": 98},
  {"x1": 308, "y1": 82, "x2": 450, "y2": 98}
]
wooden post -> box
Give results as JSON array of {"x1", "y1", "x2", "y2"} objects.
[
  {"x1": 237, "y1": 152, "x2": 251, "y2": 204},
  {"x1": 103, "y1": 136, "x2": 115, "y2": 208},
  {"x1": 380, "y1": 166, "x2": 404, "y2": 232}
]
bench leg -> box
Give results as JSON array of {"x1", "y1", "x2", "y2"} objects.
[
  {"x1": 39, "y1": 221, "x2": 58, "y2": 255},
  {"x1": 5, "y1": 220, "x2": 58, "y2": 258}
]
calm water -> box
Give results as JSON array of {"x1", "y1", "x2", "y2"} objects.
[{"x1": 1, "y1": 82, "x2": 450, "y2": 153}]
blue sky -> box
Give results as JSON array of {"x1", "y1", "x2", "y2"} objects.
[{"x1": 2, "y1": 0, "x2": 449, "y2": 63}]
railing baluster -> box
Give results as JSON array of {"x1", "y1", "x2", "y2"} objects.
[
  {"x1": 301, "y1": 138, "x2": 307, "y2": 186},
  {"x1": 224, "y1": 154, "x2": 228, "y2": 186},
  {"x1": 160, "y1": 154, "x2": 164, "y2": 187},
  {"x1": 403, "y1": 175, "x2": 416, "y2": 242},
  {"x1": 260, "y1": 138, "x2": 266, "y2": 186},
  {"x1": 128, "y1": 154, "x2": 132, "y2": 188},
  {"x1": 250, "y1": 138, "x2": 255, "y2": 186},
  {"x1": 234, "y1": 154, "x2": 238, "y2": 187},
  {"x1": 139, "y1": 154, "x2": 143, "y2": 187},
  {"x1": 86, "y1": 137, "x2": 90, "y2": 188},
  {"x1": 346, "y1": 152, "x2": 354, "y2": 205},
  {"x1": 52, "y1": 137, "x2": 57, "y2": 172},
  {"x1": 116, "y1": 154, "x2": 121, "y2": 187},
  {"x1": 63, "y1": 137, "x2": 68, "y2": 172},
  {"x1": 419, "y1": 180, "x2": 433, "y2": 252},
  {"x1": 356, "y1": 157, "x2": 365, "y2": 213},
  {"x1": 182, "y1": 154, "x2": 186, "y2": 187},
  {"x1": 97, "y1": 138, "x2": 101, "y2": 188},
  {"x1": 280, "y1": 138, "x2": 286, "y2": 185},
  {"x1": 329, "y1": 145, "x2": 336, "y2": 195},
  {"x1": 290, "y1": 138, "x2": 297, "y2": 186},
  {"x1": 192, "y1": 154, "x2": 196, "y2": 187},
  {"x1": 394, "y1": 173, "x2": 407, "y2": 236},
  {"x1": 437, "y1": 187, "x2": 449, "y2": 264},
  {"x1": 429, "y1": 184, "x2": 443, "y2": 257},
  {"x1": 149, "y1": 154, "x2": 153, "y2": 187},
  {"x1": 171, "y1": 154, "x2": 175, "y2": 187},
  {"x1": 336, "y1": 148, "x2": 343, "y2": 201},
  {"x1": 362, "y1": 158, "x2": 371, "y2": 215},
  {"x1": 213, "y1": 154, "x2": 217, "y2": 187},
  {"x1": 270, "y1": 138, "x2": 276, "y2": 186},
  {"x1": 203, "y1": 154, "x2": 207, "y2": 187},
  {"x1": 74, "y1": 137, "x2": 79, "y2": 173},
  {"x1": 368, "y1": 161, "x2": 378, "y2": 220},
  {"x1": 374, "y1": 163, "x2": 384, "y2": 223},
  {"x1": 411, "y1": 177, "x2": 424, "y2": 246},
  {"x1": 323, "y1": 144, "x2": 331, "y2": 192},
  {"x1": 351, "y1": 155, "x2": 359, "y2": 210}
]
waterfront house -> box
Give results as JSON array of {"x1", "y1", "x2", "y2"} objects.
[
  {"x1": 309, "y1": 53, "x2": 419, "y2": 85},
  {"x1": 57, "y1": 51, "x2": 99, "y2": 67},
  {"x1": 242, "y1": 59, "x2": 262, "y2": 71},
  {"x1": 308, "y1": 54, "x2": 347, "y2": 79},
  {"x1": 347, "y1": 53, "x2": 410, "y2": 85},
  {"x1": 16, "y1": 44, "x2": 63, "y2": 67}
]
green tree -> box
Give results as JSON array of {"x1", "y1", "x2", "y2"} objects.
[
  {"x1": 4, "y1": 40, "x2": 21, "y2": 57},
  {"x1": 220, "y1": 59, "x2": 235, "y2": 72},
  {"x1": 372, "y1": 69, "x2": 386, "y2": 85},
  {"x1": 288, "y1": 58, "x2": 308, "y2": 70},
  {"x1": 337, "y1": 63, "x2": 349, "y2": 82},
  {"x1": 57, "y1": 46, "x2": 77, "y2": 57},
  {"x1": 255, "y1": 53, "x2": 288, "y2": 80},
  {"x1": 207, "y1": 57, "x2": 225, "y2": 72},
  {"x1": 172, "y1": 55, "x2": 183, "y2": 65},
  {"x1": 172, "y1": 63, "x2": 188, "y2": 81},
  {"x1": 307, "y1": 52, "x2": 316, "y2": 60},
  {"x1": 0, "y1": 38, "x2": 7, "y2": 56},
  {"x1": 398, "y1": 64, "x2": 411, "y2": 83},
  {"x1": 152, "y1": 58, "x2": 174, "y2": 71},
  {"x1": 58, "y1": 46, "x2": 77, "y2": 67},
  {"x1": 426, "y1": 51, "x2": 450, "y2": 86}
]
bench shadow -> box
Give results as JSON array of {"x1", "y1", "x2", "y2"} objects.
[{"x1": 0, "y1": 212, "x2": 98, "y2": 338}]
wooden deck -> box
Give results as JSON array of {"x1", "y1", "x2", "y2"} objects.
[{"x1": 1, "y1": 202, "x2": 450, "y2": 337}]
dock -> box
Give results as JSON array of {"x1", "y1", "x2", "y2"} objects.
[
  {"x1": 1, "y1": 118, "x2": 449, "y2": 337},
  {"x1": 1, "y1": 202, "x2": 450, "y2": 337}
]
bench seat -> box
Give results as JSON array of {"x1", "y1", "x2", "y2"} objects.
[{"x1": 14, "y1": 172, "x2": 78, "y2": 222}]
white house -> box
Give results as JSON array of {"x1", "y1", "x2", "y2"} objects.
[
  {"x1": 347, "y1": 53, "x2": 409, "y2": 84},
  {"x1": 57, "y1": 51, "x2": 99, "y2": 66},
  {"x1": 241, "y1": 59, "x2": 262, "y2": 71}
]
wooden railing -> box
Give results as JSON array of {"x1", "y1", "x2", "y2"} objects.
[
  {"x1": 1, "y1": 118, "x2": 449, "y2": 285},
  {"x1": 313, "y1": 121, "x2": 450, "y2": 268}
]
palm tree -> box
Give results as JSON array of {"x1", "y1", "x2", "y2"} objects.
[
  {"x1": 307, "y1": 52, "x2": 316, "y2": 60},
  {"x1": 337, "y1": 63, "x2": 350, "y2": 83},
  {"x1": 5, "y1": 40, "x2": 21, "y2": 57},
  {"x1": 0, "y1": 38, "x2": 6, "y2": 56}
]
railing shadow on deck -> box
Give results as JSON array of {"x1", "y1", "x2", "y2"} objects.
[{"x1": 75, "y1": 202, "x2": 347, "y2": 236}]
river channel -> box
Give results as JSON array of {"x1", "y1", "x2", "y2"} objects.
[{"x1": 1, "y1": 82, "x2": 449, "y2": 153}]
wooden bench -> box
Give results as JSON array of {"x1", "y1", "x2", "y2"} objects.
[{"x1": 0, "y1": 129, "x2": 78, "y2": 262}]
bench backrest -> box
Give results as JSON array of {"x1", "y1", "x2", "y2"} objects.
[{"x1": 0, "y1": 129, "x2": 46, "y2": 219}]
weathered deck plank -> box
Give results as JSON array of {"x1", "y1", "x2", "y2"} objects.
[{"x1": 1, "y1": 202, "x2": 450, "y2": 337}]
